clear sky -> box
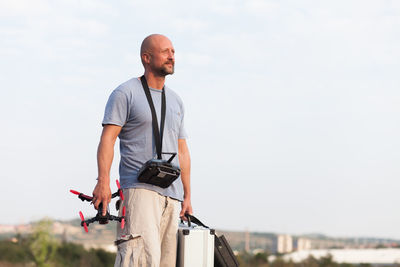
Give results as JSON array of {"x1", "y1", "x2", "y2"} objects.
[{"x1": 1, "y1": 0, "x2": 399, "y2": 239}]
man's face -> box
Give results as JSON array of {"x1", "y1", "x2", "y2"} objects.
[{"x1": 148, "y1": 37, "x2": 175, "y2": 76}]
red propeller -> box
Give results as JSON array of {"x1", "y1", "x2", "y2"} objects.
[
  {"x1": 121, "y1": 206, "x2": 126, "y2": 229},
  {"x1": 70, "y1": 190, "x2": 80, "y2": 195},
  {"x1": 116, "y1": 180, "x2": 124, "y2": 200},
  {"x1": 79, "y1": 211, "x2": 88, "y2": 233},
  {"x1": 70, "y1": 189, "x2": 93, "y2": 201}
]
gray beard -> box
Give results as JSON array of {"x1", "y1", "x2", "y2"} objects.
[{"x1": 159, "y1": 65, "x2": 174, "y2": 76}]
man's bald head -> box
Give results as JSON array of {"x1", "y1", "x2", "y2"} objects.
[
  {"x1": 140, "y1": 34, "x2": 171, "y2": 60},
  {"x1": 140, "y1": 34, "x2": 175, "y2": 76}
]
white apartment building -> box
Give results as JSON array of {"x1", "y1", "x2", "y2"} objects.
[
  {"x1": 277, "y1": 234, "x2": 293, "y2": 253},
  {"x1": 297, "y1": 238, "x2": 312, "y2": 251}
]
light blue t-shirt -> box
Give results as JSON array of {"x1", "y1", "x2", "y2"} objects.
[{"x1": 102, "y1": 77, "x2": 187, "y2": 201}]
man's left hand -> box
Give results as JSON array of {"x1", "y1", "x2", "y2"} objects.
[{"x1": 180, "y1": 197, "x2": 193, "y2": 219}]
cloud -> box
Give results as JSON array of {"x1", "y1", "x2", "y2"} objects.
[
  {"x1": 0, "y1": 1, "x2": 112, "y2": 63},
  {"x1": 0, "y1": 0, "x2": 51, "y2": 16}
]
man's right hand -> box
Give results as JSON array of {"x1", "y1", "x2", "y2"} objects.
[{"x1": 92, "y1": 180, "x2": 112, "y2": 216}]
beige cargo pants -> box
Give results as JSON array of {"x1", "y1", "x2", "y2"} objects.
[{"x1": 114, "y1": 188, "x2": 180, "y2": 267}]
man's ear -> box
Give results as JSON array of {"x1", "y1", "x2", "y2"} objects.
[{"x1": 142, "y1": 53, "x2": 151, "y2": 64}]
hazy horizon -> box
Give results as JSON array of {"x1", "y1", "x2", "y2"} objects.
[{"x1": 2, "y1": 216, "x2": 400, "y2": 241}]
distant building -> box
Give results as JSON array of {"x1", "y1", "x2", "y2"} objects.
[
  {"x1": 277, "y1": 234, "x2": 293, "y2": 253},
  {"x1": 297, "y1": 238, "x2": 312, "y2": 251}
]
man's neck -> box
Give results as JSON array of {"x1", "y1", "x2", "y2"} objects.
[{"x1": 144, "y1": 72, "x2": 165, "y2": 90}]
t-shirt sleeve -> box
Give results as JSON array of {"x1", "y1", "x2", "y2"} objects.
[
  {"x1": 178, "y1": 103, "x2": 188, "y2": 139},
  {"x1": 102, "y1": 90, "x2": 129, "y2": 127}
]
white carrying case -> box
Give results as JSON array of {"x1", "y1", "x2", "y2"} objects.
[{"x1": 176, "y1": 215, "x2": 215, "y2": 267}]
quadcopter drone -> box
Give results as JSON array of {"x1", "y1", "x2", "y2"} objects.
[{"x1": 70, "y1": 180, "x2": 126, "y2": 233}]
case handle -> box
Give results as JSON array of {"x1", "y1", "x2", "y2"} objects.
[{"x1": 182, "y1": 213, "x2": 209, "y2": 228}]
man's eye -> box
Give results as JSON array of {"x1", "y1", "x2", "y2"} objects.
[{"x1": 162, "y1": 50, "x2": 174, "y2": 54}]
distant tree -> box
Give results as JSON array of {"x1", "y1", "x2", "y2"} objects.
[
  {"x1": 270, "y1": 257, "x2": 286, "y2": 267},
  {"x1": 236, "y1": 251, "x2": 252, "y2": 267},
  {"x1": 298, "y1": 255, "x2": 319, "y2": 267},
  {"x1": 28, "y1": 219, "x2": 58, "y2": 267},
  {"x1": 250, "y1": 252, "x2": 269, "y2": 266},
  {"x1": 0, "y1": 240, "x2": 30, "y2": 263},
  {"x1": 318, "y1": 254, "x2": 338, "y2": 267},
  {"x1": 86, "y1": 248, "x2": 115, "y2": 266},
  {"x1": 54, "y1": 242, "x2": 115, "y2": 267},
  {"x1": 0, "y1": 227, "x2": 116, "y2": 267},
  {"x1": 54, "y1": 242, "x2": 85, "y2": 266}
]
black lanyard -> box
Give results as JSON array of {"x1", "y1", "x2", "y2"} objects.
[{"x1": 140, "y1": 75, "x2": 166, "y2": 160}]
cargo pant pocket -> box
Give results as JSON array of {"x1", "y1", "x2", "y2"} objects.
[{"x1": 114, "y1": 234, "x2": 147, "y2": 267}]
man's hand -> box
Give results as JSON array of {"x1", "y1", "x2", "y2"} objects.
[
  {"x1": 92, "y1": 180, "x2": 112, "y2": 216},
  {"x1": 180, "y1": 197, "x2": 193, "y2": 220}
]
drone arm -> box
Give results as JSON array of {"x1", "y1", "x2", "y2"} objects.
[
  {"x1": 83, "y1": 216, "x2": 98, "y2": 227},
  {"x1": 111, "y1": 188, "x2": 124, "y2": 200},
  {"x1": 109, "y1": 213, "x2": 125, "y2": 229},
  {"x1": 78, "y1": 193, "x2": 93, "y2": 202},
  {"x1": 109, "y1": 205, "x2": 125, "y2": 229},
  {"x1": 111, "y1": 191, "x2": 119, "y2": 198},
  {"x1": 70, "y1": 190, "x2": 93, "y2": 202},
  {"x1": 109, "y1": 215, "x2": 123, "y2": 222}
]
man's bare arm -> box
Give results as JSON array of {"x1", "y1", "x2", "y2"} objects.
[
  {"x1": 92, "y1": 124, "x2": 122, "y2": 215},
  {"x1": 178, "y1": 139, "x2": 193, "y2": 218}
]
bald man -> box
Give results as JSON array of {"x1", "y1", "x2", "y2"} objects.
[{"x1": 92, "y1": 34, "x2": 192, "y2": 267}]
